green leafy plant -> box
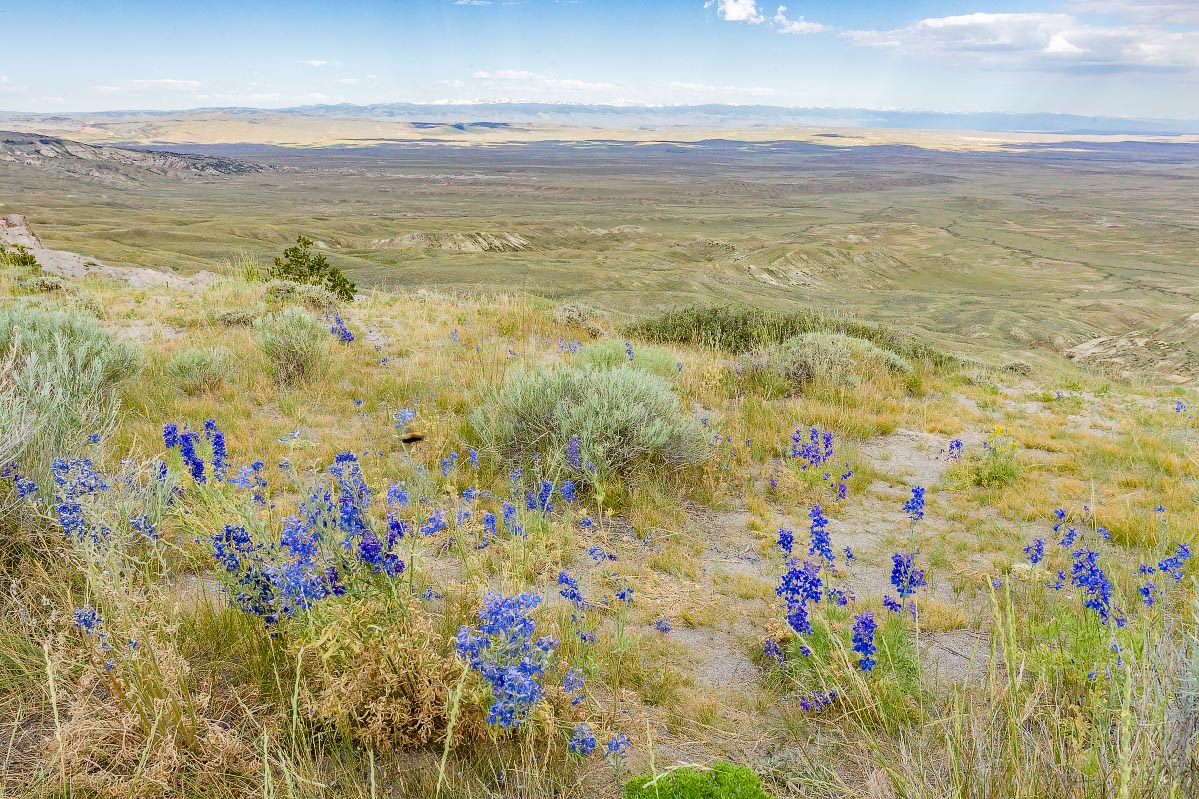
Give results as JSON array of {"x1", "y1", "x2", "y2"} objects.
[
  {"x1": 269, "y1": 236, "x2": 356, "y2": 302},
  {"x1": 966, "y1": 425, "x2": 1023, "y2": 488},
  {"x1": 624, "y1": 762, "x2": 775, "y2": 799}
]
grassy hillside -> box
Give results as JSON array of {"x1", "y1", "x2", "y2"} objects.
[{"x1": 1, "y1": 247, "x2": 1196, "y2": 797}]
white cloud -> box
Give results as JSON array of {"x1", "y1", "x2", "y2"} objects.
[
  {"x1": 773, "y1": 6, "x2": 827, "y2": 35},
  {"x1": 337, "y1": 77, "x2": 360, "y2": 85},
  {"x1": 705, "y1": 0, "x2": 764, "y2": 25},
  {"x1": 453, "y1": 0, "x2": 492, "y2": 5},
  {"x1": 0, "y1": 76, "x2": 27, "y2": 94},
  {"x1": 844, "y1": 12, "x2": 1199, "y2": 72},
  {"x1": 300, "y1": 59, "x2": 328, "y2": 67},
  {"x1": 92, "y1": 78, "x2": 203, "y2": 93},
  {"x1": 1072, "y1": 1, "x2": 1199, "y2": 25}
]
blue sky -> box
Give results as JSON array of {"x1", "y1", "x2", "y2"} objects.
[{"x1": 0, "y1": 1, "x2": 1196, "y2": 118}]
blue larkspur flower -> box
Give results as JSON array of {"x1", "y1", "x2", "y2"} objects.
[
  {"x1": 564, "y1": 668, "x2": 586, "y2": 705},
  {"x1": 455, "y1": 592, "x2": 552, "y2": 728},
  {"x1": 207, "y1": 430, "x2": 228, "y2": 482},
  {"x1": 777, "y1": 527, "x2": 794, "y2": 555},
  {"x1": 73, "y1": 606, "x2": 102, "y2": 635},
  {"x1": 1139, "y1": 581, "x2": 1159, "y2": 606},
  {"x1": 890, "y1": 552, "x2": 926, "y2": 600},
  {"x1": 569, "y1": 723, "x2": 596, "y2": 755},
  {"x1": 329, "y1": 313, "x2": 354, "y2": 343},
  {"x1": 852, "y1": 611, "x2": 877, "y2": 672},
  {"x1": 790, "y1": 427, "x2": 834, "y2": 470},
  {"x1": 420, "y1": 508, "x2": 447, "y2": 536},
  {"x1": 558, "y1": 570, "x2": 585, "y2": 608},
  {"x1": 1070, "y1": 547, "x2": 1119, "y2": 625},
  {"x1": 1025, "y1": 538, "x2": 1045, "y2": 565},
  {"x1": 588, "y1": 545, "x2": 615, "y2": 562},
  {"x1": 1, "y1": 465, "x2": 38, "y2": 500},
  {"x1": 526, "y1": 480, "x2": 555, "y2": 513},
  {"x1": 606, "y1": 732, "x2": 631, "y2": 758},
  {"x1": 568, "y1": 435, "x2": 582, "y2": 469},
  {"x1": 800, "y1": 690, "x2": 837, "y2": 712},
  {"x1": 808, "y1": 504, "x2": 834, "y2": 566},
  {"x1": 778, "y1": 558, "x2": 822, "y2": 635},
  {"x1": 1158, "y1": 543, "x2": 1192, "y2": 582},
  {"x1": 903, "y1": 486, "x2": 926, "y2": 523},
  {"x1": 179, "y1": 430, "x2": 206, "y2": 484}
]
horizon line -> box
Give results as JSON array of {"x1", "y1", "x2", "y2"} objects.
[{"x1": 3, "y1": 101, "x2": 1199, "y2": 125}]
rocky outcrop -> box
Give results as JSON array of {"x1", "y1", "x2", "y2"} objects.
[
  {"x1": 1066, "y1": 312, "x2": 1199, "y2": 385},
  {"x1": 0, "y1": 131, "x2": 273, "y2": 185}
]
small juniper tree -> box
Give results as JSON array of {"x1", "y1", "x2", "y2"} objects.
[
  {"x1": 0, "y1": 243, "x2": 41, "y2": 270},
  {"x1": 270, "y1": 236, "x2": 356, "y2": 302}
]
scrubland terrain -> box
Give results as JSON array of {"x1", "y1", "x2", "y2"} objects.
[
  {"x1": 0, "y1": 122, "x2": 1197, "y2": 798},
  {"x1": 2, "y1": 126, "x2": 1197, "y2": 385}
]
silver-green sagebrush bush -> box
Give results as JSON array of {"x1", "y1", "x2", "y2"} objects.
[
  {"x1": 264, "y1": 278, "x2": 341, "y2": 312},
  {"x1": 470, "y1": 363, "x2": 709, "y2": 480},
  {"x1": 0, "y1": 306, "x2": 142, "y2": 506},
  {"x1": 165, "y1": 346, "x2": 233, "y2": 395},
  {"x1": 209, "y1": 306, "x2": 261, "y2": 327},
  {"x1": 738, "y1": 332, "x2": 913, "y2": 392},
  {"x1": 254, "y1": 307, "x2": 329, "y2": 386}
]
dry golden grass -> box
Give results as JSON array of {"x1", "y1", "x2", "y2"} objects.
[{"x1": 1, "y1": 259, "x2": 1196, "y2": 799}]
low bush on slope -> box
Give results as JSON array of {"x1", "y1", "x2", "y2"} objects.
[
  {"x1": 470, "y1": 363, "x2": 709, "y2": 482},
  {"x1": 736, "y1": 332, "x2": 914, "y2": 393},
  {"x1": 627, "y1": 304, "x2": 951, "y2": 366}
]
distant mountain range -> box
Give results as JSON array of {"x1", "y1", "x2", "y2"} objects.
[{"x1": 4, "y1": 103, "x2": 1198, "y2": 135}]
